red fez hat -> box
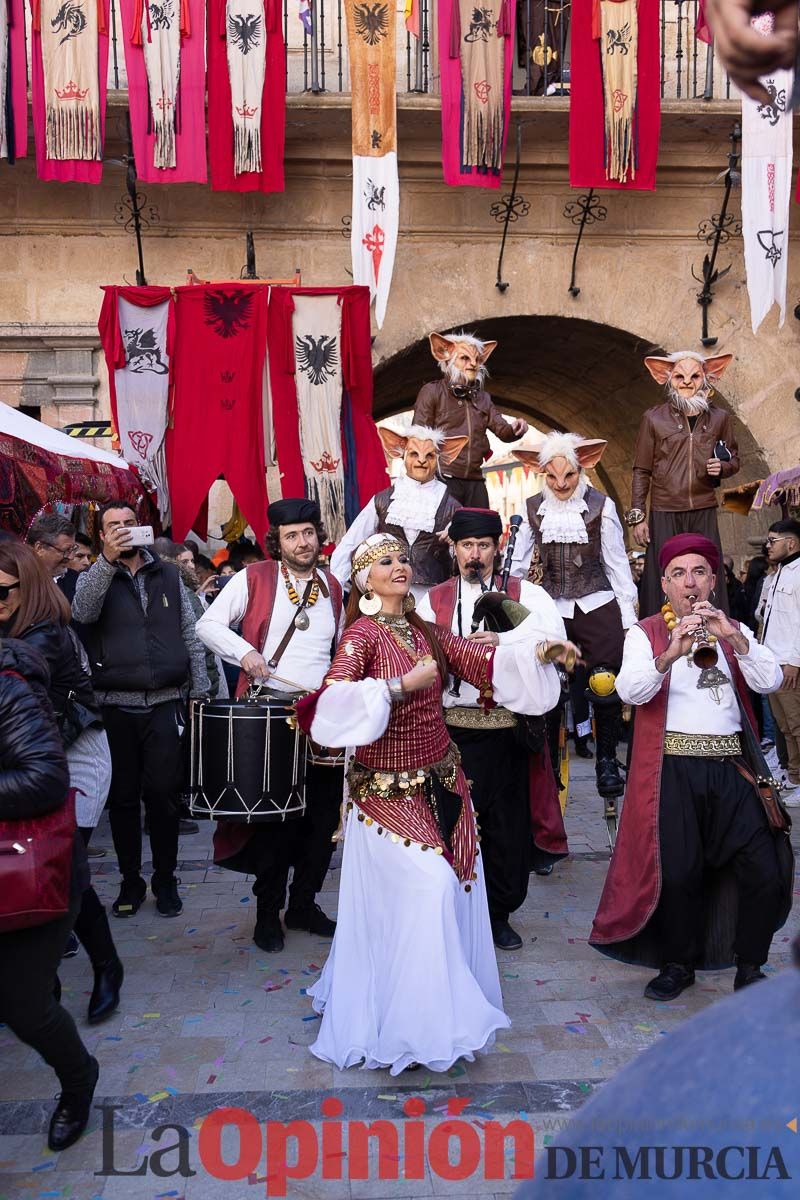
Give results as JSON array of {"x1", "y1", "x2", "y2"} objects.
[{"x1": 659, "y1": 533, "x2": 720, "y2": 573}]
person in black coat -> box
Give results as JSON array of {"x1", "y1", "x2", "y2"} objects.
[
  {"x1": 0, "y1": 638, "x2": 99, "y2": 1151},
  {"x1": 0, "y1": 541, "x2": 123, "y2": 1024}
]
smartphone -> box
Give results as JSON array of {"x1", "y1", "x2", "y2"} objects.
[{"x1": 126, "y1": 525, "x2": 155, "y2": 547}]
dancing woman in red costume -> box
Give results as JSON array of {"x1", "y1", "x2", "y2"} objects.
[{"x1": 296, "y1": 532, "x2": 576, "y2": 1075}]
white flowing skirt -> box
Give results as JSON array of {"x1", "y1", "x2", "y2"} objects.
[{"x1": 308, "y1": 802, "x2": 510, "y2": 1075}]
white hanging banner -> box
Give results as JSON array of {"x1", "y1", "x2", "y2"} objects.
[
  {"x1": 115, "y1": 297, "x2": 171, "y2": 523},
  {"x1": 741, "y1": 17, "x2": 792, "y2": 334},
  {"x1": 351, "y1": 153, "x2": 399, "y2": 330},
  {"x1": 291, "y1": 293, "x2": 346, "y2": 541}
]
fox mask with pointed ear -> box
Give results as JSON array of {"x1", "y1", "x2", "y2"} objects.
[
  {"x1": 513, "y1": 434, "x2": 608, "y2": 500},
  {"x1": 429, "y1": 332, "x2": 498, "y2": 387},
  {"x1": 644, "y1": 352, "x2": 733, "y2": 406},
  {"x1": 378, "y1": 425, "x2": 469, "y2": 484}
]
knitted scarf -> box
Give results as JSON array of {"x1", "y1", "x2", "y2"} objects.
[
  {"x1": 38, "y1": 0, "x2": 103, "y2": 161},
  {"x1": 226, "y1": 0, "x2": 266, "y2": 174}
]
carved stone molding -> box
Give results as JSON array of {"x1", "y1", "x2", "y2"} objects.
[{"x1": 0, "y1": 325, "x2": 100, "y2": 409}]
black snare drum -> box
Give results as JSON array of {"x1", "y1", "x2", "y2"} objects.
[{"x1": 189, "y1": 693, "x2": 306, "y2": 822}]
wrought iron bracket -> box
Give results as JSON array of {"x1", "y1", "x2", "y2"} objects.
[
  {"x1": 691, "y1": 123, "x2": 741, "y2": 347},
  {"x1": 492, "y1": 123, "x2": 527, "y2": 293},
  {"x1": 563, "y1": 190, "x2": 608, "y2": 296},
  {"x1": 114, "y1": 119, "x2": 159, "y2": 287},
  {"x1": 240, "y1": 231, "x2": 259, "y2": 279}
]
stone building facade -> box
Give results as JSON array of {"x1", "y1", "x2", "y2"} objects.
[{"x1": 1, "y1": 10, "x2": 798, "y2": 553}]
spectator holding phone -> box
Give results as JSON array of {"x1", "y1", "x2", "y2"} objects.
[{"x1": 72, "y1": 504, "x2": 210, "y2": 919}]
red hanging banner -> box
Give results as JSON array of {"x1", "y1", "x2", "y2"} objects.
[{"x1": 569, "y1": 0, "x2": 661, "y2": 192}]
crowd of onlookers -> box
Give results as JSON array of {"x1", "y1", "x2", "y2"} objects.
[{"x1": 3, "y1": 502, "x2": 800, "y2": 1154}]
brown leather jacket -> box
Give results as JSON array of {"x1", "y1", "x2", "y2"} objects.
[
  {"x1": 631, "y1": 403, "x2": 739, "y2": 513},
  {"x1": 413, "y1": 379, "x2": 519, "y2": 480}
]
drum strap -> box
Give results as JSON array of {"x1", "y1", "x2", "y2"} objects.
[{"x1": 266, "y1": 578, "x2": 316, "y2": 671}]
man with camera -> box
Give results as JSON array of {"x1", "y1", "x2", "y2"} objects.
[
  {"x1": 590, "y1": 533, "x2": 792, "y2": 1002},
  {"x1": 72, "y1": 504, "x2": 210, "y2": 919}
]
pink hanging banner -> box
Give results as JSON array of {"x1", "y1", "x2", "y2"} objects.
[
  {"x1": 30, "y1": 0, "x2": 110, "y2": 184},
  {"x1": 438, "y1": 0, "x2": 514, "y2": 189},
  {"x1": 119, "y1": 0, "x2": 207, "y2": 184},
  {"x1": 3, "y1": 0, "x2": 29, "y2": 160}
]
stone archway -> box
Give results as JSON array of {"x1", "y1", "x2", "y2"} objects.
[{"x1": 373, "y1": 315, "x2": 773, "y2": 555}]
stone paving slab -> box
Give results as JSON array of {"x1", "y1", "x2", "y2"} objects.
[{"x1": 1, "y1": 755, "x2": 797, "y2": 1199}]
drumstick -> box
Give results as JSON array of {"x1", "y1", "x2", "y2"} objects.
[{"x1": 250, "y1": 672, "x2": 308, "y2": 693}]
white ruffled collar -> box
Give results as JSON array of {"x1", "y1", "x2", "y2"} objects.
[
  {"x1": 538, "y1": 477, "x2": 590, "y2": 544},
  {"x1": 385, "y1": 474, "x2": 446, "y2": 538}
]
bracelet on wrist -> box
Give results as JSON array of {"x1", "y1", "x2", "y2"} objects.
[
  {"x1": 386, "y1": 677, "x2": 406, "y2": 704},
  {"x1": 624, "y1": 508, "x2": 646, "y2": 528}
]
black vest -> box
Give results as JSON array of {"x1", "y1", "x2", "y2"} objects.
[
  {"x1": 85, "y1": 556, "x2": 190, "y2": 693},
  {"x1": 526, "y1": 486, "x2": 611, "y2": 600},
  {"x1": 374, "y1": 485, "x2": 461, "y2": 588}
]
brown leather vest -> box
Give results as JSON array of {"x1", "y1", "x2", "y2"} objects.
[
  {"x1": 374, "y1": 485, "x2": 461, "y2": 587},
  {"x1": 526, "y1": 486, "x2": 610, "y2": 600}
]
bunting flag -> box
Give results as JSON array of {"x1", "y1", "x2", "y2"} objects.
[
  {"x1": 404, "y1": 0, "x2": 418, "y2": 38},
  {"x1": 118, "y1": 0, "x2": 205, "y2": 182},
  {"x1": 291, "y1": 294, "x2": 347, "y2": 542},
  {"x1": 30, "y1": 0, "x2": 110, "y2": 182},
  {"x1": 742, "y1": 16, "x2": 792, "y2": 334},
  {"x1": 99, "y1": 286, "x2": 174, "y2": 524},
  {"x1": 207, "y1": 0, "x2": 285, "y2": 192},
  {"x1": 268, "y1": 286, "x2": 388, "y2": 522},
  {"x1": 439, "y1": 0, "x2": 514, "y2": 188},
  {"x1": 1, "y1": 0, "x2": 29, "y2": 162},
  {"x1": 345, "y1": 0, "x2": 398, "y2": 328},
  {"x1": 166, "y1": 284, "x2": 269, "y2": 541},
  {"x1": 569, "y1": 0, "x2": 660, "y2": 191}
]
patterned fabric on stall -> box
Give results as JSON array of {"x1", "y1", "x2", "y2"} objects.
[{"x1": 0, "y1": 432, "x2": 146, "y2": 538}]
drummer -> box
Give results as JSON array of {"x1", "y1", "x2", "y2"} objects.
[{"x1": 196, "y1": 499, "x2": 345, "y2": 953}]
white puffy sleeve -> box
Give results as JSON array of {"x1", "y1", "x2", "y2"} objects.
[{"x1": 296, "y1": 622, "x2": 391, "y2": 747}]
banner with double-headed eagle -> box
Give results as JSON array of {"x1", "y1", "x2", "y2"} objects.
[
  {"x1": 439, "y1": 0, "x2": 514, "y2": 188},
  {"x1": 742, "y1": 15, "x2": 792, "y2": 334},
  {"x1": 207, "y1": 0, "x2": 285, "y2": 192},
  {"x1": 291, "y1": 294, "x2": 346, "y2": 541},
  {"x1": 345, "y1": 0, "x2": 398, "y2": 328},
  {"x1": 30, "y1": 0, "x2": 110, "y2": 182}
]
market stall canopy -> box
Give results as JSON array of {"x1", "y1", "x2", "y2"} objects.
[
  {"x1": 722, "y1": 466, "x2": 800, "y2": 516},
  {"x1": 0, "y1": 403, "x2": 148, "y2": 538}
]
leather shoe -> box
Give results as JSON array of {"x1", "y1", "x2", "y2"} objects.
[
  {"x1": 734, "y1": 962, "x2": 767, "y2": 991},
  {"x1": 491, "y1": 919, "x2": 523, "y2": 950},
  {"x1": 88, "y1": 957, "x2": 124, "y2": 1024},
  {"x1": 285, "y1": 903, "x2": 336, "y2": 938},
  {"x1": 254, "y1": 915, "x2": 284, "y2": 953},
  {"x1": 644, "y1": 963, "x2": 695, "y2": 1001},
  {"x1": 48, "y1": 1056, "x2": 99, "y2": 1152}
]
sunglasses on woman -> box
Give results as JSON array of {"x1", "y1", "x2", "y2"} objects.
[{"x1": 0, "y1": 582, "x2": 20, "y2": 601}]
